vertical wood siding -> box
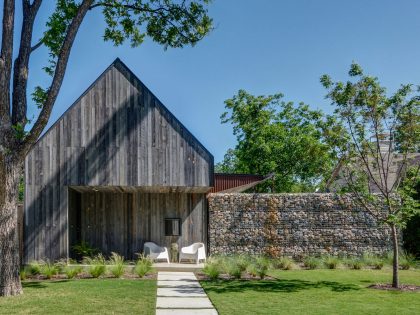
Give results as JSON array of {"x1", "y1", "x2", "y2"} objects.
[
  {"x1": 24, "y1": 60, "x2": 213, "y2": 263},
  {"x1": 68, "y1": 191, "x2": 207, "y2": 260}
]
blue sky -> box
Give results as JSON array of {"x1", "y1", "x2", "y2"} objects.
[{"x1": 21, "y1": 0, "x2": 420, "y2": 162}]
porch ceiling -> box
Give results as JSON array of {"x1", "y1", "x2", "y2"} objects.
[{"x1": 69, "y1": 185, "x2": 212, "y2": 194}]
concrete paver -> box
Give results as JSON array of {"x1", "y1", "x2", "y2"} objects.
[
  {"x1": 156, "y1": 297, "x2": 214, "y2": 309},
  {"x1": 155, "y1": 271, "x2": 218, "y2": 314}
]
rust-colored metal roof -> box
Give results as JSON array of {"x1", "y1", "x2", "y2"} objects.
[{"x1": 210, "y1": 173, "x2": 266, "y2": 193}]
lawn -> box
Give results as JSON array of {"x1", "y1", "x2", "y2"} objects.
[
  {"x1": 201, "y1": 269, "x2": 420, "y2": 315},
  {"x1": 0, "y1": 279, "x2": 156, "y2": 315}
]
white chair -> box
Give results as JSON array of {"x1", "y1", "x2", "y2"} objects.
[
  {"x1": 179, "y1": 243, "x2": 206, "y2": 264},
  {"x1": 143, "y1": 242, "x2": 170, "y2": 263}
]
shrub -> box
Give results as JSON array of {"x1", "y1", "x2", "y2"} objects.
[
  {"x1": 134, "y1": 256, "x2": 153, "y2": 278},
  {"x1": 235, "y1": 254, "x2": 251, "y2": 272},
  {"x1": 273, "y1": 257, "x2": 294, "y2": 270},
  {"x1": 304, "y1": 257, "x2": 321, "y2": 270},
  {"x1": 108, "y1": 252, "x2": 126, "y2": 278},
  {"x1": 84, "y1": 254, "x2": 107, "y2": 278},
  {"x1": 203, "y1": 259, "x2": 221, "y2": 280},
  {"x1": 372, "y1": 260, "x2": 384, "y2": 270},
  {"x1": 400, "y1": 252, "x2": 417, "y2": 270},
  {"x1": 20, "y1": 268, "x2": 28, "y2": 280},
  {"x1": 346, "y1": 257, "x2": 364, "y2": 270},
  {"x1": 64, "y1": 266, "x2": 83, "y2": 279},
  {"x1": 254, "y1": 256, "x2": 270, "y2": 279},
  {"x1": 323, "y1": 256, "x2": 340, "y2": 269},
  {"x1": 72, "y1": 241, "x2": 99, "y2": 259},
  {"x1": 362, "y1": 253, "x2": 384, "y2": 270},
  {"x1": 39, "y1": 261, "x2": 59, "y2": 279},
  {"x1": 247, "y1": 262, "x2": 258, "y2": 277},
  {"x1": 224, "y1": 259, "x2": 242, "y2": 279},
  {"x1": 28, "y1": 260, "x2": 42, "y2": 275}
]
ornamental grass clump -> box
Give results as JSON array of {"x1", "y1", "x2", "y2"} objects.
[
  {"x1": 399, "y1": 252, "x2": 417, "y2": 270},
  {"x1": 304, "y1": 256, "x2": 321, "y2": 270},
  {"x1": 39, "y1": 261, "x2": 59, "y2": 279},
  {"x1": 28, "y1": 260, "x2": 42, "y2": 275},
  {"x1": 273, "y1": 257, "x2": 295, "y2": 270},
  {"x1": 84, "y1": 254, "x2": 107, "y2": 278},
  {"x1": 247, "y1": 262, "x2": 258, "y2": 277},
  {"x1": 108, "y1": 252, "x2": 126, "y2": 278},
  {"x1": 134, "y1": 255, "x2": 153, "y2": 278},
  {"x1": 224, "y1": 258, "x2": 242, "y2": 279},
  {"x1": 203, "y1": 257, "x2": 222, "y2": 281},
  {"x1": 254, "y1": 256, "x2": 270, "y2": 279},
  {"x1": 235, "y1": 254, "x2": 251, "y2": 273},
  {"x1": 345, "y1": 257, "x2": 364, "y2": 270},
  {"x1": 362, "y1": 253, "x2": 384, "y2": 270},
  {"x1": 323, "y1": 255, "x2": 340, "y2": 269},
  {"x1": 19, "y1": 267, "x2": 29, "y2": 280},
  {"x1": 64, "y1": 266, "x2": 83, "y2": 279}
]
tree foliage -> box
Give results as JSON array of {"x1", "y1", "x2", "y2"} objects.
[
  {"x1": 217, "y1": 90, "x2": 345, "y2": 192},
  {"x1": 321, "y1": 63, "x2": 420, "y2": 288},
  {"x1": 0, "y1": 0, "x2": 212, "y2": 297}
]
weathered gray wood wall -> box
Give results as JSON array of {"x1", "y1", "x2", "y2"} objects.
[
  {"x1": 69, "y1": 190, "x2": 207, "y2": 260},
  {"x1": 24, "y1": 59, "x2": 213, "y2": 263}
]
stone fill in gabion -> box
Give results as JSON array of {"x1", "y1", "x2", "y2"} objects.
[{"x1": 208, "y1": 193, "x2": 392, "y2": 257}]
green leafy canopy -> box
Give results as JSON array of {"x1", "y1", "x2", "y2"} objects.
[
  {"x1": 34, "y1": 0, "x2": 212, "y2": 106},
  {"x1": 321, "y1": 62, "x2": 420, "y2": 227},
  {"x1": 217, "y1": 90, "x2": 346, "y2": 192}
]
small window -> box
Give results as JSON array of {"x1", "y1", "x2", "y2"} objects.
[{"x1": 165, "y1": 218, "x2": 181, "y2": 236}]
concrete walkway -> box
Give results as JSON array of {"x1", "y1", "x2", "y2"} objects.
[{"x1": 156, "y1": 272, "x2": 218, "y2": 315}]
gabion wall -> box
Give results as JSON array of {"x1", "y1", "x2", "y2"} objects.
[{"x1": 208, "y1": 193, "x2": 392, "y2": 258}]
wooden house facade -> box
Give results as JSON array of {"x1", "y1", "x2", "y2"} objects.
[{"x1": 24, "y1": 59, "x2": 214, "y2": 262}]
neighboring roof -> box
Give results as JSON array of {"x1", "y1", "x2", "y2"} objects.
[
  {"x1": 210, "y1": 173, "x2": 273, "y2": 193},
  {"x1": 325, "y1": 153, "x2": 420, "y2": 193}
]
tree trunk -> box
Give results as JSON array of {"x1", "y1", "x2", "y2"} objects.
[
  {"x1": 391, "y1": 223, "x2": 399, "y2": 288},
  {"x1": 0, "y1": 154, "x2": 23, "y2": 296}
]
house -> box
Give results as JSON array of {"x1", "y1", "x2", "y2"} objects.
[
  {"x1": 325, "y1": 140, "x2": 420, "y2": 193},
  {"x1": 24, "y1": 59, "x2": 214, "y2": 263},
  {"x1": 23, "y1": 59, "x2": 392, "y2": 263}
]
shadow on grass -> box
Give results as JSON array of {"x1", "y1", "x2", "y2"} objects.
[
  {"x1": 23, "y1": 280, "x2": 71, "y2": 289},
  {"x1": 202, "y1": 278, "x2": 360, "y2": 294},
  {"x1": 22, "y1": 282, "x2": 47, "y2": 289}
]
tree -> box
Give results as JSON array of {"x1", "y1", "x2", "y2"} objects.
[
  {"x1": 219, "y1": 89, "x2": 344, "y2": 192},
  {"x1": 0, "y1": 0, "x2": 212, "y2": 296},
  {"x1": 321, "y1": 63, "x2": 420, "y2": 288},
  {"x1": 401, "y1": 167, "x2": 420, "y2": 258}
]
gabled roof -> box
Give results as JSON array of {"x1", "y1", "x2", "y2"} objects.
[{"x1": 35, "y1": 58, "x2": 212, "y2": 159}]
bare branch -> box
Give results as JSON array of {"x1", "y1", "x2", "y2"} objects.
[
  {"x1": 23, "y1": 0, "x2": 94, "y2": 153},
  {"x1": 30, "y1": 40, "x2": 43, "y2": 52},
  {"x1": 346, "y1": 116, "x2": 387, "y2": 195}
]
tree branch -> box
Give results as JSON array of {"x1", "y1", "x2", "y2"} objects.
[
  {"x1": 0, "y1": 0, "x2": 15, "y2": 129},
  {"x1": 23, "y1": 0, "x2": 94, "y2": 153},
  {"x1": 30, "y1": 40, "x2": 43, "y2": 52},
  {"x1": 346, "y1": 115, "x2": 387, "y2": 196},
  {"x1": 12, "y1": 0, "x2": 43, "y2": 127},
  {"x1": 89, "y1": 2, "x2": 170, "y2": 14}
]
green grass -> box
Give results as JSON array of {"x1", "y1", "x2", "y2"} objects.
[
  {"x1": 201, "y1": 269, "x2": 420, "y2": 315},
  {"x1": 0, "y1": 279, "x2": 156, "y2": 315}
]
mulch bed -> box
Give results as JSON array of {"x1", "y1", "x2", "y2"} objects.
[
  {"x1": 195, "y1": 272, "x2": 276, "y2": 281},
  {"x1": 369, "y1": 284, "x2": 420, "y2": 292},
  {"x1": 24, "y1": 272, "x2": 157, "y2": 281}
]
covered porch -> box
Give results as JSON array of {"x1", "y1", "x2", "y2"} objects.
[{"x1": 68, "y1": 186, "x2": 209, "y2": 261}]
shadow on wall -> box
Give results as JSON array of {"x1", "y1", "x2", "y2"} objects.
[
  {"x1": 25, "y1": 93, "x2": 145, "y2": 263},
  {"x1": 24, "y1": 61, "x2": 214, "y2": 263}
]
